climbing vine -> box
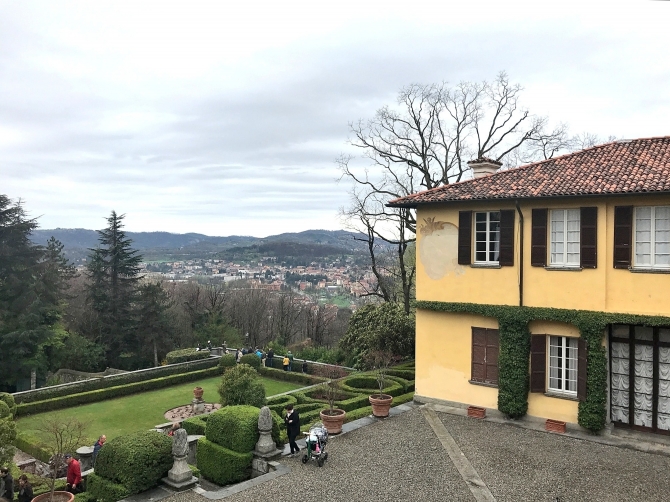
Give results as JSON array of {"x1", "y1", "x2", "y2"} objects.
[{"x1": 416, "y1": 301, "x2": 670, "y2": 432}]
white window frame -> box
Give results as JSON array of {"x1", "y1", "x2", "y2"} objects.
[
  {"x1": 474, "y1": 211, "x2": 500, "y2": 264},
  {"x1": 549, "y1": 209, "x2": 580, "y2": 267},
  {"x1": 548, "y1": 336, "x2": 578, "y2": 396},
  {"x1": 634, "y1": 206, "x2": 670, "y2": 270}
]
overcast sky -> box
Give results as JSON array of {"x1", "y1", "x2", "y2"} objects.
[{"x1": 1, "y1": 0, "x2": 669, "y2": 236}]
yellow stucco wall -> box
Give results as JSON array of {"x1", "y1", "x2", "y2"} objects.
[
  {"x1": 416, "y1": 194, "x2": 670, "y2": 424},
  {"x1": 416, "y1": 310, "x2": 498, "y2": 410}
]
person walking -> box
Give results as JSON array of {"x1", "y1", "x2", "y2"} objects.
[
  {"x1": 65, "y1": 454, "x2": 82, "y2": 494},
  {"x1": 282, "y1": 355, "x2": 289, "y2": 371},
  {"x1": 0, "y1": 467, "x2": 13, "y2": 501},
  {"x1": 284, "y1": 404, "x2": 301, "y2": 455},
  {"x1": 287, "y1": 350, "x2": 294, "y2": 371},
  {"x1": 17, "y1": 475, "x2": 33, "y2": 502},
  {"x1": 92, "y1": 434, "x2": 106, "y2": 466},
  {"x1": 266, "y1": 348, "x2": 274, "y2": 368}
]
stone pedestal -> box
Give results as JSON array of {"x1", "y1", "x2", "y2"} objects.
[
  {"x1": 76, "y1": 446, "x2": 95, "y2": 471},
  {"x1": 186, "y1": 435, "x2": 203, "y2": 465},
  {"x1": 191, "y1": 398, "x2": 205, "y2": 415},
  {"x1": 162, "y1": 428, "x2": 197, "y2": 491},
  {"x1": 252, "y1": 406, "x2": 281, "y2": 477}
]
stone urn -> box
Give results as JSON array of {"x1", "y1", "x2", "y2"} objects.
[
  {"x1": 319, "y1": 408, "x2": 346, "y2": 434},
  {"x1": 193, "y1": 386, "x2": 204, "y2": 400},
  {"x1": 369, "y1": 393, "x2": 393, "y2": 418},
  {"x1": 32, "y1": 491, "x2": 75, "y2": 502}
]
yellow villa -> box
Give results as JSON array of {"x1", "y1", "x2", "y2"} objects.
[{"x1": 389, "y1": 136, "x2": 670, "y2": 434}]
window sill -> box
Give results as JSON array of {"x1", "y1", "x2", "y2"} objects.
[
  {"x1": 629, "y1": 267, "x2": 670, "y2": 274},
  {"x1": 544, "y1": 391, "x2": 578, "y2": 402},
  {"x1": 544, "y1": 266, "x2": 582, "y2": 272},
  {"x1": 471, "y1": 263, "x2": 501, "y2": 269},
  {"x1": 469, "y1": 379, "x2": 498, "y2": 389}
]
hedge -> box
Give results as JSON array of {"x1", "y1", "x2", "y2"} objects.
[
  {"x1": 14, "y1": 432, "x2": 51, "y2": 463},
  {"x1": 205, "y1": 405, "x2": 260, "y2": 453},
  {"x1": 182, "y1": 416, "x2": 207, "y2": 436},
  {"x1": 197, "y1": 438, "x2": 252, "y2": 486},
  {"x1": 189, "y1": 464, "x2": 201, "y2": 478},
  {"x1": 339, "y1": 376, "x2": 405, "y2": 397},
  {"x1": 166, "y1": 348, "x2": 211, "y2": 364},
  {"x1": 258, "y1": 366, "x2": 326, "y2": 385},
  {"x1": 386, "y1": 369, "x2": 415, "y2": 381},
  {"x1": 87, "y1": 473, "x2": 130, "y2": 502},
  {"x1": 74, "y1": 492, "x2": 98, "y2": 502},
  {"x1": 218, "y1": 354, "x2": 237, "y2": 370},
  {"x1": 13, "y1": 357, "x2": 220, "y2": 404},
  {"x1": 16, "y1": 366, "x2": 222, "y2": 416},
  {"x1": 239, "y1": 353, "x2": 261, "y2": 369},
  {"x1": 0, "y1": 392, "x2": 17, "y2": 416},
  {"x1": 385, "y1": 375, "x2": 414, "y2": 394},
  {"x1": 266, "y1": 394, "x2": 297, "y2": 415},
  {"x1": 92, "y1": 430, "x2": 173, "y2": 495}
]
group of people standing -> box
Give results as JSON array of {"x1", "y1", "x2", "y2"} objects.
[
  {"x1": 233, "y1": 347, "x2": 308, "y2": 373},
  {"x1": 0, "y1": 468, "x2": 33, "y2": 502}
]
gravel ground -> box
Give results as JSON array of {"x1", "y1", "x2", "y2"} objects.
[
  {"x1": 159, "y1": 407, "x2": 670, "y2": 502},
  {"x1": 162, "y1": 408, "x2": 472, "y2": 502},
  {"x1": 438, "y1": 412, "x2": 670, "y2": 502}
]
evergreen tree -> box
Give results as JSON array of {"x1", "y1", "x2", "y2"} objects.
[
  {"x1": 136, "y1": 282, "x2": 174, "y2": 367},
  {"x1": 86, "y1": 211, "x2": 142, "y2": 365},
  {"x1": 0, "y1": 195, "x2": 72, "y2": 388}
]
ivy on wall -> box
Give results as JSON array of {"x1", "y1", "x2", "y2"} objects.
[{"x1": 416, "y1": 301, "x2": 670, "y2": 432}]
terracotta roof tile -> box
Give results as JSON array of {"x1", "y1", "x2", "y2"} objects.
[{"x1": 388, "y1": 137, "x2": 670, "y2": 207}]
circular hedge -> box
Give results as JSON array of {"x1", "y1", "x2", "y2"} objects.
[
  {"x1": 94, "y1": 430, "x2": 173, "y2": 495},
  {"x1": 218, "y1": 354, "x2": 237, "y2": 370},
  {"x1": 340, "y1": 375, "x2": 405, "y2": 397}
]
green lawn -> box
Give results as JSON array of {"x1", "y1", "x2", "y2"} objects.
[{"x1": 17, "y1": 376, "x2": 301, "y2": 443}]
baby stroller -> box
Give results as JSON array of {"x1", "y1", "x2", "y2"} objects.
[{"x1": 302, "y1": 422, "x2": 329, "y2": 467}]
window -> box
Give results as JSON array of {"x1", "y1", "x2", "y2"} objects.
[
  {"x1": 471, "y1": 327, "x2": 499, "y2": 386},
  {"x1": 474, "y1": 211, "x2": 500, "y2": 264},
  {"x1": 550, "y1": 209, "x2": 580, "y2": 267},
  {"x1": 548, "y1": 336, "x2": 578, "y2": 395},
  {"x1": 635, "y1": 206, "x2": 670, "y2": 269}
]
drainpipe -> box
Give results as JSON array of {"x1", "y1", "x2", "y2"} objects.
[{"x1": 515, "y1": 201, "x2": 524, "y2": 307}]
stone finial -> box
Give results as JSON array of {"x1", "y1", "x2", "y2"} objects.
[
  {"x1": 258, "y1": 406, "x2": 273, "y2": 433},
  {"x1": 172, "y1": 428, "x2": 189, "y2": 457}
]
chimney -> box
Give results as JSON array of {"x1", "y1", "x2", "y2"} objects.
[{"x1": 468, "y1": 157, "x2": 502, "y2": 179}]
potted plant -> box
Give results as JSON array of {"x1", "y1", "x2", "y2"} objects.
[
  {"x1": 367, "y1": 351, "x2": 394, "y2": 418},
  {"x1": 33, "y1": 415, "x2": 87, "y2": 502},
  {"x1": 315, "y1": 365, "x2": 348, "y2": 434}
]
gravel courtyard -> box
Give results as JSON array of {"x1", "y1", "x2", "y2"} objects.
[{"x1": 162, "y1": 407, "x2": 670, "y2": 502}]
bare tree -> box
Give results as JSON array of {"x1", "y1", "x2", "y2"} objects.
[
  {"x1": 226, "y1": 287, "x2": 271, "y2": 348},
  {"x1": 302, "y1": 303, "x2": 337, "y2": 347},
  {"x1": 269, "y1": 290, "x2": 304, "y2": 347},
  {"x1": 340, "y1": 72, "x2": 588, "y2": 313}
]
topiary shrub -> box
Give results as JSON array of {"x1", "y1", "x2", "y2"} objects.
[
  {"x1": 86, "y1": 473, "x2": 130, "y2": 502},
  {"x1": 94, "y1": 430, "x2": 172, "y2": 495},
  {"x1": 218, "y1": 364, "x2": 266, "y2": 408},
  {"x1": 266, "y1": 394, "x2": 297, "y2": 415},
  {"x1": 218, "y1": 354, "x2": 237, "y2": 371},
  {"x1": 0, "y1": 393, "x2": 17, "y2": 416},
  {"x1": 0, "y1": 401, "x2": 10, "y2": 419},
  {"x1": 205, "y1": 405, "x2": 259, "y2": 453},
  {"x1": 74, "y1": 492, "x2": 99, "y2": 502},
  {"x1": 196, "y1": 437, "x2": 252, "y2": 486},
  {"x1": 182, "y1": 416, "x2": 207, "y2": 436},
  {"x1": 166, "y1": 348, "x2": 211, "y2": 364},
  {"x1": 239, "y1": 353, "x2": 261, "y2": 369}
]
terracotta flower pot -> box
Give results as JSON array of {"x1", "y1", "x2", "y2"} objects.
[
  {"x1": 32, "y1": 491, "x2": 75, "y2": 502},
  {"x1": 369, "y1": 394, "x2": 393, "y2": 418},
  {"x1": 193, "y1": 386, "x2": 204, "y2": 400},
  {"x1": 467, "y1": 406, "x2": 486, "y2": 419},
  {"x1": 545, "y1": 419, "x2": 566, "y2": 433},
  {"x1": 319, "y1": 408, "x2": 346, "y2": 434}
]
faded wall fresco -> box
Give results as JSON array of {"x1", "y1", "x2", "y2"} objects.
[{"x1": 418, "y1": 217, "x2": 464, "y2": 280}]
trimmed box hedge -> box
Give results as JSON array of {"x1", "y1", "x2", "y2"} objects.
[
  {"x1": 258, "y1": 366, "x2": 326, "y2": 386},
  {"x1": 94, "y1": 430, "x2": 173, "y2": 495},
  {"x1": 266, "y1": 394, "x2": 297, "y2": 415},
  {"x1": 205, "y1": 405, "x2": 259, "y2": 453},
  {"x1": 386, "y1": 369, "x2": 415, "y2": 381},
  {"x1": 339, "y1": 376, "x2": 405, "y2": 397},
  {"x1": 182, "y1": 416, "x2": 208, "y2": 436},
  {"x1": 13, "y1": 357, "x2": 220, "y2": 404},
  {"x1": 218, "y1": 354, "x2": 237, "y2": 370},
  {"x1": 16, "y1": 366, "x2": 222, "y2": 416},
  {"x1": 239, "y1": 353, "x2": 261, "y2": 369},
  {"x1": 87, "y1": 473, "x2": 130, "y2": 502},
  {"x1": 197, "y1": 437, "x2": 252, "y2": 486},
  {"x1": 14, "y1": 432, "x2": 50, "y2": 462},
  {"x1": 166, "y1": 348, "x2": 211, "y2": 364}
]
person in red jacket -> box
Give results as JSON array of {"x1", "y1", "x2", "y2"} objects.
[{"x1": 65, "y1": 454, "x2": 82, "y2": 494}]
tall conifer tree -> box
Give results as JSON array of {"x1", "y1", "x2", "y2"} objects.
[{"x1": 86, "y1": 211, "x2": 142, "y2": 365}]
